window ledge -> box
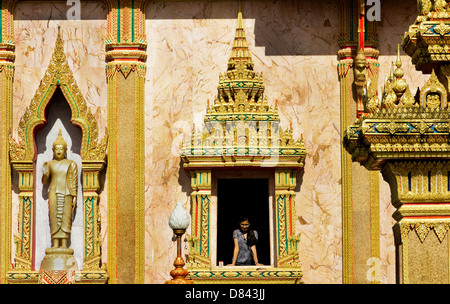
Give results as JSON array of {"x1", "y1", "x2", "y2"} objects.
[{"x1": 187, "y1": 266, "x2": 303, "y2": 284}]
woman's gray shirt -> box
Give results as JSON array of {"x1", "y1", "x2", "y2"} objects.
[{"x1": 233, "y1": 229, "x2": 258, "y2": 265}]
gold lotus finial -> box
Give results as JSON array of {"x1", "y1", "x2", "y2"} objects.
[
  {"x1": 393, "y1": 45, "x2": 407, "y2": 97},
  {"x1": 394, "y1": 44, "x2": 404, "y2": 78}
]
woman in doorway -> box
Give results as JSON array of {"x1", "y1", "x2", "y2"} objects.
[{"x1": 229, "y1": 216, "x2": 264, "y2": 266}]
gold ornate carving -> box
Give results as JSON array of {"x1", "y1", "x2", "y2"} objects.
[
  {"x1": 104, "y1": 0, "x2": 148, "y2": 81},
  {"x1": 420, "y1": 70, "x2": 447, "y2": 108},
  {"x1": 8, "y1": 28, "x2": 107, "y2": 282},
  {"x1": 403, "y1": 3, "x2": 450, "y2": 72},
  {"x1": 400, "y1": 219, "x2": 450, "y2": 244},
  {"x1": 181, "y1": 7, "x2": 305, "y2": 283},
  {"x1": 187, "y1": 267, "x2": 302, "y2": 284},
  {"x1": 0, "y1": 0, "x2": 17, "y2": 284},
  {"x1": 105, "y1": 0, "x2": 147, "y2": 284},
  {"x1": 181, "y1": 10, "x2": 306, "y2": 170},
  {"x1": 11, "y1": 28, "x2": 107, "y2": 162},
  {"x1": 186, "y1": 170, "x2": 212, "y2": 269},
  {"x1": 345, "y1": 2, "x2": 450, "y2": 282}
]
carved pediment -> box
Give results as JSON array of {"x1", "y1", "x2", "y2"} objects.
[
  {"x1": 10, "y1": 27, "x2": 107, "y2": 163},
  {"x1": 181, "y1": 10, "x2": 306, "y2": 170}
]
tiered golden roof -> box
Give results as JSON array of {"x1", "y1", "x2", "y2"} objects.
[
  {"x1": 344, "y1": 3, "x2": 450, "y2": 170},
  {"x1": 181, "y1": 8, "x2": 305, "y2": 169},
  {"x1": 403, "y1": 1, "x2": 450, "y2": 73}
]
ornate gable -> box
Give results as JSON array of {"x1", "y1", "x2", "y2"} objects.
[
  {"x1": 180, "y1": 7, "x2": 305, "y2": 284},
  {"x1": 181, "y1": 9, "x2": 306, "y2": 169},
  {"x1": 9, "y1": 27, "x2": 107, "y2": 163}
]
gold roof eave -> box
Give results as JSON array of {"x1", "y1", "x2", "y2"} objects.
[
  {"x1": 181, "y1": 152, "x2": 306, "y2": 170},
  {"x1": 344, "y1": 106, "x2": 450, "y2": 170},
  {"x1": 181, "y1": 7, "x2": 306, "y2": 171}
]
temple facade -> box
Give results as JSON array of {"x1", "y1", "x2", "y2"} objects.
[{"x1": 0, "y1": 0, "x2": 443, "y2": 284}]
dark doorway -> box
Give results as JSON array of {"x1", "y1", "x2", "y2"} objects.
[{"x1": 217, "y1": 178, "x2": 270, "y2": 266}]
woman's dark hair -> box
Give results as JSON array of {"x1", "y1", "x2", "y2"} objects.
[{"x1": 239, "y1": 216, "x2": 258, "y2": 246}]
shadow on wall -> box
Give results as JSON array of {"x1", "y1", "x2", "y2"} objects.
[
  {"x1": 13, "y1": 0, "x2": 420, "y2": 56},
  {"x1": 15, "y1": 0, "x2": 340, "y2": 56},
  {"x1": 147, "y1": 0, "x2": 341, "y2": 56}
]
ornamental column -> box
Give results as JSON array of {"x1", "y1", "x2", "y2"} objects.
[
  {"x1": 345, "y1": 5, "x2": 450, "y2": 283},
  {"x1": 104, "y1": 0, "x2": 147, "y2": 284},
  {"x1": 187, "y1": 170, "x2": 212, "y2": 269},
  {"x1": 0, "y1": 0, "x2": 16, "y2": 284},
  {"x1": 338, "y1": 0, "x2": 381, "y2": 284},
  {"x1": 274, "y1": 169, "x2": 301, "y2": 268}
]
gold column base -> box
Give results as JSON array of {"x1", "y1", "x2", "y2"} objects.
[{"x1": 40, "y1": 248, "x2": 78, "y2": 271}]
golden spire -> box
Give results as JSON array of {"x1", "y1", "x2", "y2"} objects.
[
  {"x1": 394, "y1": 44, "x2": 404, "y2": 79},
  {"x1": 228, "y1": 1, "x2": 253, "y2": 70},
  {"x1": 392, "y1": 44, "x2": 407, "y2": 98}
]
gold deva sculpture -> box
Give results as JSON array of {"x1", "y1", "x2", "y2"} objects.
[{"x1": 40, "y1": 130, "x2": 78, "y2": 271}]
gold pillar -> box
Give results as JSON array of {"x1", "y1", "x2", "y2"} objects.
[
  {"x1": 10, "y1": 163, "x2": 34, "y2": 271},
  {"x1": 338, "y1": 0, "x2": 380, "y2": 284},
  {"x1": 187, "y1": 170, "x2": 212, "y2": 268},
  {"x1": 104, "y1": 0, "x2": 147, "y2": 284},
  {"x1": 0, "y1": 0, "x2": 16, "y2": 284},
  {"x1": 274, "y1": 169, "x2": 301, "y2": 268},
  {"x1": 82, "y1": 161, "x2": 106, "y2": 270},
  {"x1": 383, "y1": 161, "x2": 450, "y2": 284}
]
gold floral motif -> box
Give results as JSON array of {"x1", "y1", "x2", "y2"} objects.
[
  {"x1": 433, "y1": 222, "x2": 449, "y2": 242},
  {"x1": 415, "y1": 222, "x2": 431, "y2": 243},
  {"x1": 433, "y1": 22, "x2": 450, "y2": 36},
  {"x1": 400, "y1": 220, "x2": 450, "y2": 244}
]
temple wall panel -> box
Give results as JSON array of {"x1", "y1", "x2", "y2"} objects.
[
  {"x1": 10, "y1": 1, "x2": 108, "y2": 269},
  {"x1": 1, "y1": 0, "x2": 435, "y2": 284},
  {"x1": 144, "y1": 0, "x2": 341, "y2": 284}
]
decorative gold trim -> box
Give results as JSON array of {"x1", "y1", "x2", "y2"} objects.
[
  {"x1": 181, "y1": 7, "x2": 304, "y2": 283},
  {"x1": 274, "y1": 169, "x2": 301, "y2": 268},
  {"x1": 339, "y1": 59, "x2": 353, "y2": 284},
  {"x1": 1, "y1": 67, "x2": 14, "y2": 283},
  {"x1": 370, "y1": 171, "x2": 380, "y2": 283},
  {"x1": 186, "y1": 170, "x2": 212, "y2": 269},
  {"x1": 187, "y1": 267, "x2": 302, "y2": 284},
  {"x1": 8, "y1": 29, "x2": 107, "y2": 282},
  {"x1": 0, "y1": 0, "x2": 17, "y2": 284},
  {"x1": 7, "y1": 270, "x2": 108, "y2": 284},
  {"x1": 106, "y1": 71, "x2": 117, "y2": 283},
  {"x1": 134, "y1": 63, "x2": 146, "y2": 284},
  {"x1": 105, "y1": 0, "x2": 147, "y2": 284}
]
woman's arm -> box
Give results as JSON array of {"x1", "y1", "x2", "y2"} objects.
[
  {"x1": 229, "y1": 238, "x2": 240, "y2": 266},
  {"x1": 251, "y1": 245, "x2": 263, "y2": 266}
]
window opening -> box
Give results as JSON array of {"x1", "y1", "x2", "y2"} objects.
[{"x1": 216, "y1": 178, "x2": 270, "y2": 266}]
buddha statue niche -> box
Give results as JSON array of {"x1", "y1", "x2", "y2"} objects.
[{"x1": 40, "y1": 129, "x2": 79, "y2": 271}]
